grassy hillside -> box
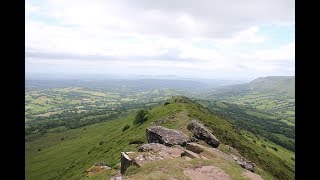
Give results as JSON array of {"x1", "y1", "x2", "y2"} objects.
[
  {"x1": 197, "y1": 100, "x2": 295, "y2": 151},
  {"x1": 198, "y1": 76, "x2": 295, "y2": 126},
  {"x1": 248, "y1": 76, "x2": 295, "y2": 97},
  {"x1": 26, "y1": 96, "x2": 294, "y2": 179}
]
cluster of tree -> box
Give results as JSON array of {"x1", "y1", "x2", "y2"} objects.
[
  {"x1": 25, "y1": 110, "x2": 122, "y2": 135},
  {"x1": 26, "y1": 101, "x2": 162, "y2": 136},
  {"x1": 134, "y1": 109, "x2": 149, "y2": 124}
]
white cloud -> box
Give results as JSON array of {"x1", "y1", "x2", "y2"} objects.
[
  {"x1": 253, "y1": 42, "x2": 295, "y2": 61},
  {"x1": 25, "y1": 0, "x2": 295, "y2": 80}
]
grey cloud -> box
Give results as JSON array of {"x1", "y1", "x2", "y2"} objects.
[
  {"x1": 117, "y1": 0, "x2": 294, "y2": 38},
  {"x1": 26, "y1": 51, "x2": 121, "y2": 61},
  {"x1": 25, "y1": 48, "x2": 196, "y2": 62}
]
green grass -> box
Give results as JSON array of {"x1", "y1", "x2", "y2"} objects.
[
  {"x1": 26, "y1": 96, "x2": 294, "y2": 180},
  {"x1": 85, "y1": 169, "x2": 118, "y2": 179},
  {"x1": 26, "y1": 102, "x2": 185, "y2": 179},
  {"x1": 245, "y1": 110, "x2": 274, "y2": 119},
  {"x1": 26, "y1": 115, "x2": 135, "y2": 179},
  {"x1": 242, "y1": 131, "x2": 295, "y2": 171}
]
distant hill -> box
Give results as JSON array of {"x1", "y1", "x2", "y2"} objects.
[
  {"x1": 195, "y1": 76, "x2": 295, "y2": 128},
  {"x1": 247, "y1": 76, "x2": 295, "y2": 97},
  {"x1": 224, "y1": 76, "x2": 295, "y2": 97},
  {"x1": 25, "y1": 79, "x2": 208, "y2": 91}
]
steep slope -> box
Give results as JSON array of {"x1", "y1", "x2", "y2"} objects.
[{"x1": 25, "y1": 96, "x2": 294, "y2": 180}]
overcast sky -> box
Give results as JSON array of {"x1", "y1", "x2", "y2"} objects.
[{"x1": 26, "y1": 0, "x2": 294, "y2": 80}]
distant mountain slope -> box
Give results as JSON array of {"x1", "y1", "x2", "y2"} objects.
[
  {"x1": 247, "y1": 76, "x2": 295, "y2": 97},
  {"x1": 224, "y1": 76, "x2": 295, "y2": 97},
  {"x1": 197, "y1": 76, "x2": 295, "y2": 126}
]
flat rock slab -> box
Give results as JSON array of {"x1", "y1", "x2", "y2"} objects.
[
  {"x1": 138, "y1": 143, "x2": 167, "y2": 152},
  {"x1": 138, "y1": 143, "x2": 184, "y2": 158},
  {"x1": 121, "y1": 145, "x2": 185, "y2": 174},
  {"x1": 146, "y1": 126, "x2": 190, "y2": 146},
  {"x1": 183, "y1": 166, "x2": 230, "y2": 180},
  {"x1": 241, "y1": 170, "x2": 263, "y2": 180}
]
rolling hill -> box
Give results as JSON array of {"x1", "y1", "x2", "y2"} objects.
[
  {"x1": 207, "y1": 76, "x2": 295, "y2": 98},
  {"x1": 198, "y1": 76, "x2": 295, "y2": 126},
  {"x1": 25, "y1": 96, "x2": 294, "y2": 180},
  {"x1": 244, "y1": 76, "x2": 295, "y2": 97}
]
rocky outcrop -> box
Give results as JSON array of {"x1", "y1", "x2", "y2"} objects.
[
  {"x1": 138, "y1": 143, "x2": 184, "y2": 158},
  {"x1": 187, "y1": 120, "x2": 220, "y2": 148},
  {"x1": 238, "y1": 160, "x2": 255, "y2": 172},
  {"x1": 146, "y1": 126, "x2": 190, "y2": 146},
  {"x1": 138, "y1": 143, "x2": 167, "y2": 152},
  {"x1": 121, "y1": 144, "x2": 185, "y2": 174},
  {"x1": 120, "y1": 152, "x2": 139, "y2": 174},
  {"x1": 231, "y1": 155, "x2": 256, "y2": 172}
]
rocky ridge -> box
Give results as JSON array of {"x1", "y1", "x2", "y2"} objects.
[{"x1": 110, "y1": 120, "x2": 261, "y2": 179}]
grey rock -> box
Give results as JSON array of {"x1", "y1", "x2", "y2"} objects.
[
  {"x1": 234, "y1": 156, "x2": 255, "y2": 172},
  {"x1": 146, "y1": 126, "x2": 190, "y2": 146},
  {"x1": 120, "y1": 152, "x2": 139, "y2": 174},
  {"x1": 138, "y1": 143, "x2": 167, "y2": 152},
  {"x1": 190, "y1": 136, "x2": 199, "y2": 142},
  {"x1": 181, "y1": 149, "x2": 201, "y2": 159},
  {"x1": 120, "y1": 145, "x2": 185, "y2": 174},
  {"x1": 110, "y1": 175, "x2": 123, "y2": 180},
  {"x1": 187, "y1": 120, "x2": 220, "y2": 148}
]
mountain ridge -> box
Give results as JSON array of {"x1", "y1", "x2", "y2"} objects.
[
  {"x1": 26, "y1": 96, "x2": 294, "y2": 179},
  {"x1": 222, "y1": 76, "x2": 295, "y2": 97}
]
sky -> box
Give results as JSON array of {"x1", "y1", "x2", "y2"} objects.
[{"x1": 26, "y1": 0, "x2": 295, "y2": 81}]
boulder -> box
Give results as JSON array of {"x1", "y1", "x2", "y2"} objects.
[
  {"x1": 234, "y1": 157, "x2": 255, "y2": 172},
  {"x1": 187, "y1": 120, "x2": 220, "y2": 147},
  {"x1": 120, "y1": 152, "x2": 139, "y2": 174},
  {"x1": 146, "y1": 126, "x2": 190, "y2": 146},
  {"x1": 138, "y1": 143, "x2": 167, "y2": 152},
  {"x1": 243, "y1": 164, "x2": 255, "y2": 172}
]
